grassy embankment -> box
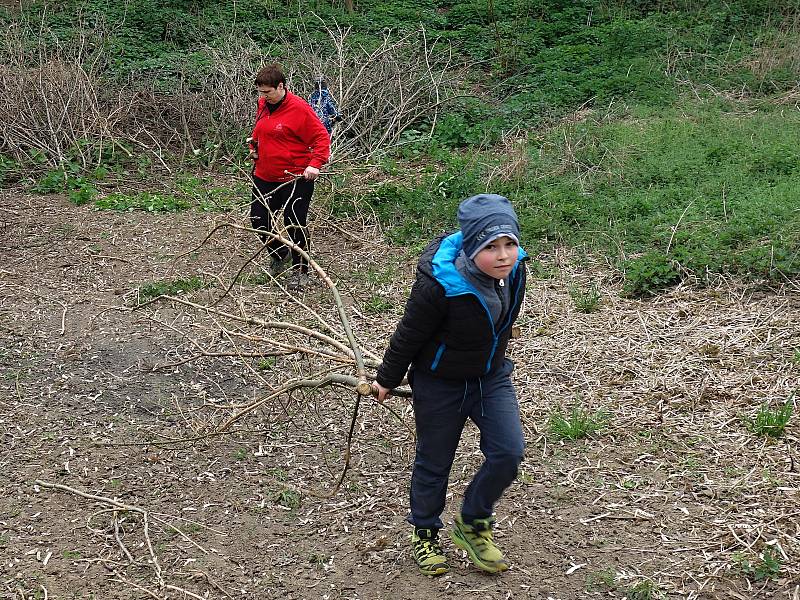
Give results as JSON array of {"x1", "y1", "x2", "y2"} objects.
[{"x1": 1, "y1": 0, "x2": 798, "y2": 294}]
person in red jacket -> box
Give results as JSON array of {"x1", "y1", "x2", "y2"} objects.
[{"x1": 248, "y1": 64, "x2": 331, "y2": 291}]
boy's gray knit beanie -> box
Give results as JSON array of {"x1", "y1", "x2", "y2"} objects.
[{"x1": 457, "y1": 194, "x2": 520, "y2": 260}]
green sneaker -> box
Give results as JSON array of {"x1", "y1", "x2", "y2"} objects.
[
  {"x1": 411, "y1": 528, "x2": 450, "y2": 576},
  {"x1": 450, "y1": 515, "x2": 509, "y2": 573}
]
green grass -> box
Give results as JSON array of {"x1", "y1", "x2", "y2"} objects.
[
  {"x1": 364, "y1": 295, "x2": 394, "y2": 314},
  {"x1": 569, "y1": 282, "x2": 601, "y2": 313},
  {"x1": 96, "y1": 191, "x2": 191, "y2": 212},
  {"x1": 548, "y1": 405, "x2": 609, "y2": 440},
  {"x1": 359, "y1": 103, "x2": 800, "y2": 295},
  {"x1": 8, "y1": 1, "x2": 798, "y2": 297},
  {"x1": 745, "y1": 400, "x2": 793, "y2": 438},
  {"x1": 138, "y1": 276, "x2": 206, "y2": 302},
  {"x1": 585, "y1": 568, "x2": 616, "y2": 592},
  {"x1": 624, "y1": 580, "x2": 666, "y2": 600}
]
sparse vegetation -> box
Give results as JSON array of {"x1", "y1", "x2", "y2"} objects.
[
  {"x1": 624, "y1": 580, "x2": 666, "y2": 600},
  {"x1": 745, "y1": 400, "x2": 793, "y2": 438},
  {"x1": 548, "y1": 405, "x2": 609, "y2": 440},
  {"x1": 733, "y1": 547, "x2": 783, "y2": 582},
  {"x1": 569, "y1": 282, "x2": 601, "y2": 313},
  {"x1": 138, "y1": 277, "x2": 207, "y2": 302}
]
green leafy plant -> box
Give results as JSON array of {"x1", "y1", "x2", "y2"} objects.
[
  {"x1": 625, "y1": 580, "x2": 665, "y2": 600},
  {"x1": 623, "y1": 252, "x2": 681, "y2": 298},
  {"x1": 585, "y1": 568, "x2": 616, "y2": 592},
  {"x1": 548, "y1": 405, "x2": 609, "y2": 440},
  {"x1": 258, "y1": 357, "x2": 277, "y2": 371},
  {"x1": 569, "y1": 282, "x2": 601, "y2": 313},
  {"x1": 95, "y1": 191, "x2": 191, "y2": 212},
  {"x1": 138, "y1": 276, "x2": 206, "y2": 302},
  {"x1": 0, "y1": 154, "x2": 21, "y2": 186},
  {"x1": 745, "y1": 400, "x2": 793, "y2": 438},
  {"x1": 364, "y1": 295, "x2": 394, "y2": 314},
  {"x1": 274, "y1": 488, "x2": 301, "y2": 509},
  {"x1": 733, "y1": 547, "x2": 782, "y2": 581}
]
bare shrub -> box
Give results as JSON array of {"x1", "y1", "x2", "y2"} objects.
[
  {"x1": 0, "y1": 16, "x2": 466, "y2": 171},
  {"x1": 276, "y1": 20, "x2": 466, "y2": 161},
  {"x1": 0, "y1": 19, "x2": 136, "y2": 168}
]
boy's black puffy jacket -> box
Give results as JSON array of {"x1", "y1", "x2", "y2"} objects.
[{"x1": 376, "y1": 232, "x2": 527, "y2": 389}]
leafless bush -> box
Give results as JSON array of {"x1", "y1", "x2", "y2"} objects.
[
  {"x1": 277, "y1": 20, "x2": 466, "y2": 161},
  {"x1": 0, "y1": 16, "x2": 466, "y2": 171},
  {"x1": 0, "y1": 19, "x2": 137, "y2": 168}
]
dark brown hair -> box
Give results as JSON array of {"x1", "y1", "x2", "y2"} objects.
[{"x1": 255, "y1": 64, "x2": 286, "y2": 88}]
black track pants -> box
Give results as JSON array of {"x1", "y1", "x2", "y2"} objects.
[{"x1": 251, "y1": 175, "x2": 315, "y2": 273}]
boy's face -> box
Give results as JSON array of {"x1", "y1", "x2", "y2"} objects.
[{"x1": 473, "y1": 235, "x2": 518, "y2": 280}]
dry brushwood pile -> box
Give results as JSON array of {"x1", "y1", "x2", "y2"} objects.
[{"x1": 1, "y1": 190, "x2": 799, "y2": 600}]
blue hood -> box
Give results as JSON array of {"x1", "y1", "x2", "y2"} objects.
[{"x1": 431, "y1": 232, "x2": 527, "y2": 297}]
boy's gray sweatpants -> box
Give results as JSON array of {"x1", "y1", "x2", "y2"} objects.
[{"x1": 407, "y1": 358, "x2": 525, "y2": 530}]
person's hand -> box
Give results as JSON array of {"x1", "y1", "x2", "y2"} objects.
[
  {"x1": 371, "y1": 382, "x2": 392, "y2": 403},
  {"x1": 303, "y1": 166, "x2": 320, "y2": 181},
  {"x1": 248, "y1": 150, "x2": 258, "y2": 161}
]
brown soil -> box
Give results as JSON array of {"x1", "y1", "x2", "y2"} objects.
[{"x1": 1, "y1": 192, "x2": 798, "y2": 600}]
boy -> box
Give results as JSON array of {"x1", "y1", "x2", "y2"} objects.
[{"x1": 372, "y1": 194, "x2": 527, "y2": 576}]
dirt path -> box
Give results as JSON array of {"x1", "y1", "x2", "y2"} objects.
[{"x1": 1, "y1": 192, "x2": 798, "y2": 599}]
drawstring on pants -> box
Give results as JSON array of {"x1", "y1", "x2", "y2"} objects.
[{"x1": 459, "y1": 378, "x2": 486, "y2": 416}]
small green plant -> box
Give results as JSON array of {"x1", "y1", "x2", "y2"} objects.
[
  {"x1": 267, "y1": 467, "x2": 288, "y2": 482},
  {"x1": 308, "y1": 552, "x2": 331, "y2": 566},
  {"x1": 138, "y1": 276, "x2": 206, "y2": 301},
  {"x1": 95, "y1": 191, "x2": 190, "y2": 212},
  {"x1": 733, "y1": 547, "x2": 782, "y2": 581},
  {"x1": 625, "y1": 580, "x2": 665, "y2": 600},
  {"x1": 517, "y1": 470, "x2": 534, "y2": 485},
  {"x1": 585, "y1": 567, "x2": 616, "y2": 592},
  {"x1": 233, "y1": 447, "x2": 248, "y2": 461},
  {"x1": 745, "y1": 400, "x2": 793, "y2": 438},
  {"x1": 62, "y1": 549, "x2": 81, "y2": 560},
  {"x1": 622, "y1": 251, "x2": 681, "y2": 297},
  {"x1": 549, "y1": 405, "x2": 609, "y2": 440},
  {"x1": 362, "y1": 265, "x2": 399, "y2": 285},
  {"x1": 257, "y1": 357, "x2": 277, "y2": 371},
  {"x1": 569, "y1": 282, "x2": 601, "y2": 313},
  {"x1": 792, "y1": 350, "x2": 800, "y2": 365},
  {"x1": 364, "y1": 295, "x2": 394, "y2": 314},
  {"x1": 274, "y1": 488, "x2": 301, "y2": 509}
]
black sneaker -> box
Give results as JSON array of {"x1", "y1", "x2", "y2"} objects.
[
  {"x1": 286, "y1": 271, "x2": 311, "y2": 291},
  {"x1": 269, "y1": 254, "x2": 290, "y2": 277}
]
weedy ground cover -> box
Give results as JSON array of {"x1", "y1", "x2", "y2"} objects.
[
  {"x1": 733, "y1": 547, "x2": 783, "y2": 582},
  {"x1": 137, "y1": 276, "x2": 207, "y2": 302},
  {"x1": 360, "y1": 102, "x2": 800, "y2": 295},
  {"x1": 2, "y1": 0, "x2": 797, "y2": 298},
  {"x1": 745, "y1": 399, "x2": 794, "y2": 438},
  {"x1": 548, "y1": 405, "x2": 609, "y2": 440}
]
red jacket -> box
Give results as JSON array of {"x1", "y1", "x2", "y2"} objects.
[{"x1": 250, "y1": 91, "x2": 331, "y2": 182}]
